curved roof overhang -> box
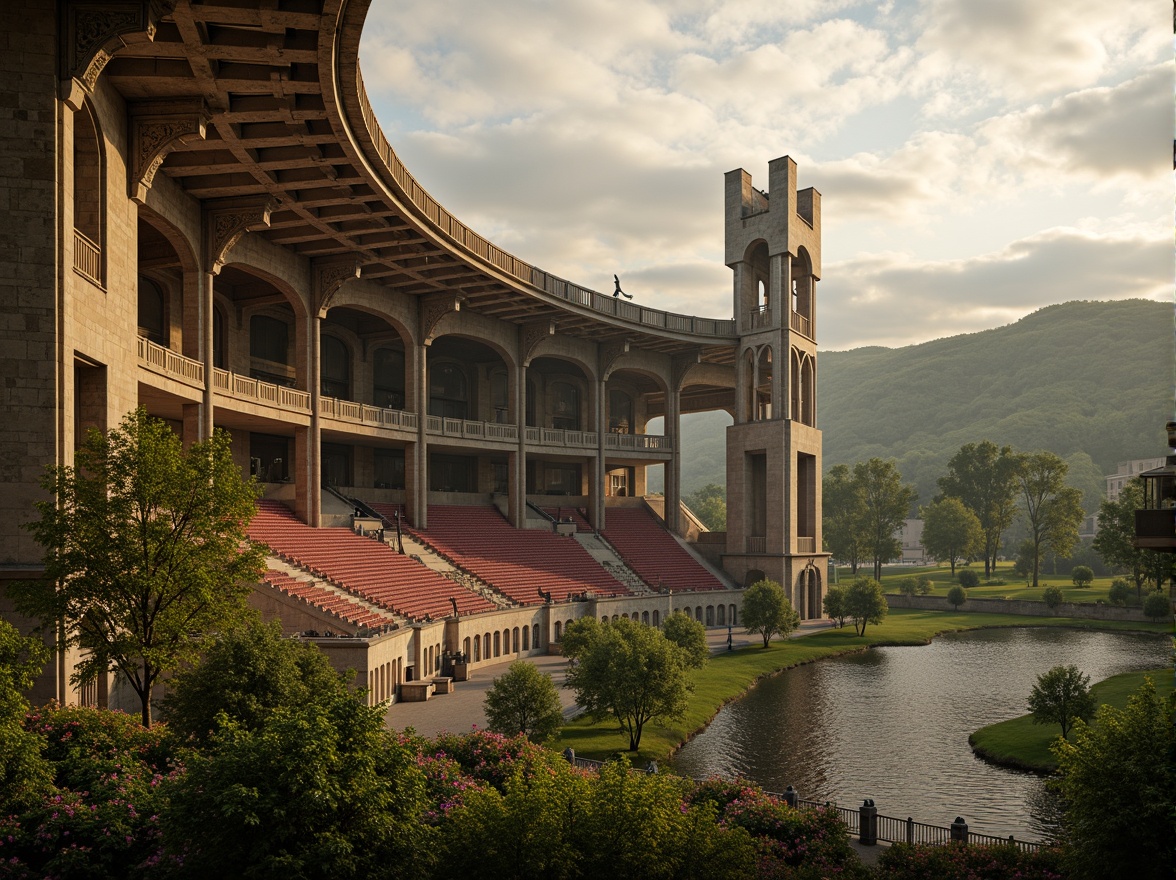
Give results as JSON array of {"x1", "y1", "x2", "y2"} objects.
[{"x1": 98, "y1": 0, "x2": 736, "y2": 365}]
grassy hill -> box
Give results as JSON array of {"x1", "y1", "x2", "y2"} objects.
[{"x1": 670, "y1": 299, "x2": 1171, "y2": 504}]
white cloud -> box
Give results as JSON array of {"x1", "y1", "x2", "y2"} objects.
[{"x1": 820, "y1": 228, "x2": 1170, "y2": 349}]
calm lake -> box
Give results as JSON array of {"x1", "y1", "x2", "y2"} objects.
[{"x1": 671, "y1": 627, "x2": 1169, "y2": 840}]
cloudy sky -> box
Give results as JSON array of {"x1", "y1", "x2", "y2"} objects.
[{"x1": 358, "y1": 0, "x2": 1169, "y2": 351}]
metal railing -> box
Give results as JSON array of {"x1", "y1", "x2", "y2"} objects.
[
  {"x1": 73, "y1": 228, "x2": 101, "y2": 285},
  {"x1": 743, "y1": 304, "x2": 773, "y2": 332},
  {"x1": 353, "y1": 67, "x2": 737, "y2": 341}
]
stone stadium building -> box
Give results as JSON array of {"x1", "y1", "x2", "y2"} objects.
[{"x1": 0, "y1": 0, "x2": 826, "y2": 710}]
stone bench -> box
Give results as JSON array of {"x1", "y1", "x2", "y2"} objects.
[
  {"x1": 431, "y1": 676, "x2": 454, "y2": 695},
  {"x1": 398, "y1": 681, "x2": 435, "y2": 702}
]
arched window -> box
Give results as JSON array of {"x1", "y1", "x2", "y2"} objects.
[
  {"x1": 522, "y1": 626, "x2": 530, "y2": 651},
  {"x1": 512, "y1": 627, "x2": 520, "y2": 653},
  {"x1": 463, "y1": 637, "x2": 471, "y2": 659},
  {"x1": 706, "y1": 606, "x2": 715, "y2": 626},
  {"x1": 484, "y1": 632, "x2": 491, "y2": 659},
  {"x1": 321, "y1": 335, "x2": 350, "y2": 399},
  {"x1": 641, "y1": 611, "x2": 649, "y2": 625},
  {"x1": 137, "y1": 276, "x2": 166, "y2": 345},
  {"x1": 756, "y1": 347, "x2": 773, "y2": 420},
  {"x1": 608, "y1": 389, "x2": 633, "y2": 434},
  {"x1": 652, "y1": 610, "x2": 659, "y2": 627},
  {"x1": 490, "y1": 370, "x2": 509, "y2": 424},
  {"x1": 73, "y1": 101, "x2": 104, "y2": 285},
  {"x1": 729, "y1": 604, "x2": 737, "y2": 626},
  {"x1": 373, "y1": 346, "x2": 405, "y2": 409},
  {"x1": 473, "y1": 634, "x2": 481, "y2": 662},
  {"x1": 550, "y1": 381, "x2": 580, "y2": 430},
  {"x1": 429, "y1": 362, "x2": 468, "y2": 419},
  {"x1": 493, "y1": 631, "x2": 501, "y2": 657},
  {"x1": 717, "y1": 605, "x2": 726, "y2": 626},
  {"x1": 533, "y1": 624, "x2": 540, "y2": 650},
  {"x1": 554, "y1": 621, "x2": 562, "y2": 642},
  {"x1": 250, "y1": 315, "x2": 289, "y2": 365}
]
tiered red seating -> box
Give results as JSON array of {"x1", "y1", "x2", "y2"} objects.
[
  {"x1": 413, "y1": 506, "x2": 628, "y2": 604},
  {"x1": 602, "y1": 507, "x2": 726, "y2": 592},
  {"x1": 249, "y1": 500, "x2": 495, "y2": 620},
  {"x1": 542, "y1": 506, "x2": 592, "y2": 532},
  {"x1": 261, "y1": 569, "x2": 392, "y2": 631}
]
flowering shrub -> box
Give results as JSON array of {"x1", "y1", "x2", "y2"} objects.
[
  {"x1": 2, "y1": 705, "x2": 181, "y2": 878},
  {"x1": 877, "y1": 842, "x2": 1066, "y2": 880},
  {"x1": 688, "y1": 779, "x2": 866, "y2": 879},
  {"x1": 415, "y1": 749, "x2": 486, "y2": 822},
  {"x1": 428, "y1": 729, "x2": 553, "y2": 790}
]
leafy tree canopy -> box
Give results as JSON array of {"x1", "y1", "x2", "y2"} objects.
[
  {"x1": 920, "y1": 497, "x2": 982, "y2": 574},
  {"x1": 1051, "y1": 678, "x2": 1175, "y2": 880},
  {"x1": 937, "y1": 441, "x2": 1021, "y2": 577},
  {"x1": 564, "y1": 617, "x2": 692, "y2": 752},
  {"x1": 14, "y1": 408, "x2": 265, "y2": 725},
  {"x1": 1028, "y1": 664, "x2": 1095, "y2": 739},
  {"x1": 1094, "y1": 478, "x2": 1168, "y2": 596},
  {"x1": 822, "y1": 584, "x2": 849, "y2": 628},
  {"x1": 741, "y1": 580, "x2": 800, "y2": 648},
  {"x1": 163, "y1": 620, "x2": 347, "y2": 745},
  {"x1": 483, "y1": 660, "x2": 565, "y2": 743},
  {"x1": 683, "y1": 484, "x2": 726, "y2": 532},
  {"x1": 1015, "y1": 451, "x2": 1084, "y2": 589},
  {"x1": 845, "y1": 577, "x2": 888, "y2": 635},
  {"x1": 0, "y1": 619, "x2": 52, "y2": 814},
  {"x1": 854, "y1": 458, "x2": 917, "y2": 581},
  {"x1": 661, "y1": 612, "x2": 709, "y2": 669}
]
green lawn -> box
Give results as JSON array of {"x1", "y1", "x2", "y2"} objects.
[
  {"x1": 548, "y1": 608, "x2": 1169, "y2": 763},
  {"x1": 969, "y1": 668, "x2": 1175, "y2": 772},
  {"x1": 870, "y1": 561, "x2": 1149, "y2": 605}
]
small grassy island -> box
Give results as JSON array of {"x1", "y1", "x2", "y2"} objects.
[
  {"x1": 969, "y1": 668, "x2": 1175, "y2": 772},
  {"x1": 550, "y1": 607, "x2": 1168, "y2": 762}
]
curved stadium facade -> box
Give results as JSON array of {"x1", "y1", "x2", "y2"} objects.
[{"x1": 1, "y1": 0, "x2": 827, "y2": 709}]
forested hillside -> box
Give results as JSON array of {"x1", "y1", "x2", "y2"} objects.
[{"x1": 671, "y1": 300, "x2": 1171, "y2": 506}]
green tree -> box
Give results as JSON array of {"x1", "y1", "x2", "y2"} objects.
[
  {"x1": 560, "y1": 615, "x2": 602, "y2": 661},
  {"x1": 1015, "y1": 451, "x2": 1084, "y2": 588},
  {"x1": 1107, "y1": 578, "x2": 1131, "y2": 606},
  {"x1": 854, "y1": 458, "x2": 917, "y2": 581},
  {"x1": 483, "y1": 660, "x2": 565, "y2": 743},
  {"x1": 0, "y1": 619, "x2": 53, "y2": 815},
  {"x1": 822, "y1": 584, "x2": 849, "y2": 627},
  {"x1": 661, "y1": 611, "x2": 709, "y2": 669},
  {"x1": 1042, "y1": 585, "x2": 1064, "y2": 609},
  {"x1": 565, "y1": 617, "x2": 692, "y2": 751},
  {"x1": 937, "y1": 441, "x2": 1021, "y2": 577},
  {"x1": 946, "y1": 584, "x2": 967, "y2": 609},
  {"x1": 844, "y1": 576, "x2": 888, "y2": 636},
  {"x1": 919, "y1": 497, "x2": 982, "y2": 574},
  {"x1": 683, "y1": 483, "x2": 727, "y2": 532},
  {"x1": 14, "y1": 409, "x2": 265, "y2": 726},
  {"x1": 958, "y1": 568, "x2": 980, "y2": 588},
  {"x1": 163, "y1": 620, "x2": 345, "y2": 745},
  {"x1": 1094, "y1": 478, "x2": 1167, "y2": 597},
  {"x1": 165, "y1": 673, "x2": 434, "y2": 879},
  {"x1": 1051, "y1": 679, "x2": 1175, "y2": 880},
  {"x1": 741, "y1": 579, "x2": 800, "y2": 648},
  {"x1": 822, "y1": 464, "x2": 868, "y2": 574},
  {"x1": 1028, "y1": 664, "x2": 1095, "y2": 739},
  {"x1": 1070, "y1": 565, "x2": 1093, "y2": 588},
  {"x1": 1142, "y1": 590, "x2": 1171, "y2": 621}
]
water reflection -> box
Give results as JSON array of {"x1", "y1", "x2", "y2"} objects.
[{"x1": 672, "y1": 627, "x2": 1167, "y2": 840}]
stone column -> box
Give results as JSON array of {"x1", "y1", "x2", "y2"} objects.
[
  {"x1": 307, "y1": 315, "x2": 322, "y2": 527},
  {"x1": 591, "y1": 378, "x2": 607, "y2": 532},
  {"x1": 665, "y1": 386, "x2": 682, "y2": 536},
  {"x1": 511, "y1": 361, "x2": 527, "y2": 527},
  {"x1": 409, "y1": 342, "x2": 428, "y2": 528},
  {"x1": 200, "y1": 268, "x2": 215, "y2": 441}
]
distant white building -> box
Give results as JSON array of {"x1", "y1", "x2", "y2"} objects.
[
  {"x1": 1107, "y1": 458, "x2": 1165, "y2": 501},
  {"x1": 899, "y1": 519, "x2": 926, "y2": 564}
]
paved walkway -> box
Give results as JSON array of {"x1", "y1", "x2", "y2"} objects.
[{"x1": 384, "y1": 619, "x2": 837, "y2": 738}]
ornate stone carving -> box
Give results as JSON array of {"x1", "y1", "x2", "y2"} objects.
[
  {"x1": 63, "y1": 1, "x2": 176, "y2": 109},
  {"x1": 420, "y1": 292, "x2": 461, "y2": 344},
  {"x1": 519, "y1": 319, "x2": 555, "y2": 366},
  {"x1": 599, "y1": 340, "x2": 630, "y2": 380},
  {"x1": 203, "y1": 197, "x2": 278, "y2": 274},
  {"x1": 129, "y1": 99, "x2": 209, "y2": 202},
  {"x1": 313, "y1": 258, "x2": 363, "y2": 317}
]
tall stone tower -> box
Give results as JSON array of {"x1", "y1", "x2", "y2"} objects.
[{"x1": 723, "y1": 156, "x2": 827, "y2": 618}]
